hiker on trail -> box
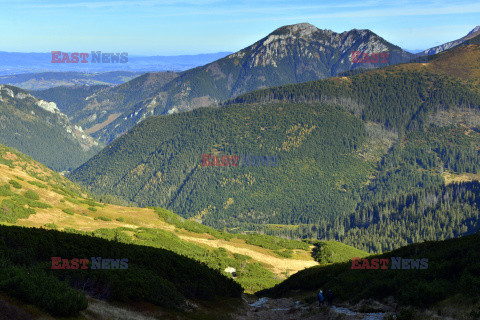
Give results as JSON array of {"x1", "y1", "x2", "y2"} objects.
[
  {"x1": 326, "y1": 289, "x2": 334, "y2": 306},
  {"x1": 317, "y1": 290, "x2": 325, "y2": 306}
]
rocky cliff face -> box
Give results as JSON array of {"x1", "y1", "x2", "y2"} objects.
[
  {"x1": 0, "y1": 84, "x2": 102, "y2": 170},
  {"x1": 0, "y1": 84, "x2": 99, "y2": 151},
  {"x1": 237, "y1": 23, "x2": 400, "y2": 67},
  {"x1": 228, "y1": 23, "x2": 411, "y2": 76}
]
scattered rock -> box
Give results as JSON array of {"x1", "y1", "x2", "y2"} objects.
[{"x1": 351, "y1": 299, "x2": 394, "y2": 313}]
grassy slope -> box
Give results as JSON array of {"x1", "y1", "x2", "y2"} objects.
[
  {"x1": 0, "y1": 143, "x2": 324, "y2": 293},
  {"x1": 401, "y1": 36, "x2": 480, "y2": 91},
  {"x1": 311, "y1": 240, "x2": 369, "y2": 264}
]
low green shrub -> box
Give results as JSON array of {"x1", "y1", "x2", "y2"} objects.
[
  {"x1": 79, "y1": 199, "x2": 104, "y2": 207},
  {"x1": 0, "y1": 199, "x2": 36, "y2": 223},
  {"x1": 27, "y1": 180, "x2": 47, "y2": 189},
  {"x1": 274, "y1": 250, "x2": 293, "y2": 258},
  {"x1": 0, "y1": 266, "x2": 88, "y2": 316},
  {"x1": 94, "y1": 216, "x2": 111, "y2": 221},
  {"x1": 24, "y1": 190, "x2": 40, "y2": 200},
  {"x1": 65, "y1": 197, "x2": 80, "y2": 204},
  {"x1": 8, "y1": 180, "x2": 22, "y2": 189},
  {"x1": 62, "y1": 209, "x2": 75, "y2": 215},
  {"x1": 0, "y1": 184, "x2": 14, "y2": 197},
  {"x1": 30, "y1": 201, "x2": 52, "y2": 209},
  {"x1": 64, "y1": 197, "x2": 80, "y2": 204}
]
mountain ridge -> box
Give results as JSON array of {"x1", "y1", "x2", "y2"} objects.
[
  {"x1": 420, "y1": 25, "x2": 480, "y2": 55},
  {"x1": 71, "y1": 39, "x2": 480, "y2": 253},
  {"x1": 72, "y1": 22, "x2": 414, "y2": 143}
]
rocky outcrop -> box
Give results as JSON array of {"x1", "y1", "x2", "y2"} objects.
[{"x1": 36, "y1": 100, "x2": 60, "y2": 113}]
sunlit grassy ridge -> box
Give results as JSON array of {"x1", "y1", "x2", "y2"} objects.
[
  {"x1": 311, "y1": 240, "x2": 369, "y2": 264},
  {"x1": 0, "y1": 143, "x2": 319, "y2": 296}
]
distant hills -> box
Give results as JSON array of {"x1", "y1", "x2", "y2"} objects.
[
  {"x1": 26, "y1": 24, "x2": 480, "y2": 144},
  {"x1": 7, "y1": 24, "x2": 480, "y2": 146},
  {"x1": 0, "y1": 71, "x2": 143, "y2": 90},
  {"x1": 31, "y1": 84, "x2": 111, "y2": 119},
  {"x1": 0, "y1": 51, "x2": 232, "y2": 76}
]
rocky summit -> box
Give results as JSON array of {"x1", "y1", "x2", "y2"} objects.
[{"x1": 74, "y1": 23, "x2": 414, "y2": 143}]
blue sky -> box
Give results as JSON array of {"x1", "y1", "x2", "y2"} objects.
[{"x1": 1, "y1": 0, "x2": 479, "y2": 55}]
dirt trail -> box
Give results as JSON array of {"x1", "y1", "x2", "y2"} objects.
[
  {"x1": 178, "y1": 235, "x2": 318, "y2": 275},
  {"x1": 232, "y1": 297, "x2": 388, "y2": 320}
]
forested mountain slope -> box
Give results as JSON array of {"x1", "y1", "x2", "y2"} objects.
[
  {"x1": 71, "y1": 102, "x2": 372, "y2": 227},
  {"x1": 0, "y1": 84, "x2": 102, "y2": 171},
  {"x1": 32, "y1": 84, "x2": 109, "y2": 119},
  {"x1": 62, "y1": 71, "x2": 179, "y2": 134},
  {"x1": 71, "y1": 37, "x2": 480, "y2": 254}
]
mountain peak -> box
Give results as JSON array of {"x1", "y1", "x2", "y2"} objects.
[
  {"x1": 467, "y1": 26, "x2": 480, "y2": 36},
  {"x1": 271, "y1": 22, "x2": 321, "y2": 37},
  {"x1": 283, "y1": 22, "x2": 318, "y2": 33},
  {"x1": 463, "y1": 26, "x2": 480, "y2": 41}
]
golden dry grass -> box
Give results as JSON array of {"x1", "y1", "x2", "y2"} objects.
[
  {"x1": 0, "y1": 158, "x2": 316, "y2": 279},
  {"x1": 178, "y1": 235, "x2": 317, "y2": 276},
  {"x1": 442, "y1": 172, "x2": 479, "y2": 185}
]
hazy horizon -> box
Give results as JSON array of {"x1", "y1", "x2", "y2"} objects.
[{"x1": 1, "y1": 0, "x2": 479, "y2": 55}]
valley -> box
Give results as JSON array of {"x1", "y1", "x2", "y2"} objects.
[
  {"x1": 1, "y1": 17, "x2": 480, "y2": 319},
  {"x1": 69, "y1": 37, "x2": 480, "y2": 253},
  {"x1": 0, "y1": 143, "x2": 323, "y2": 289}
]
